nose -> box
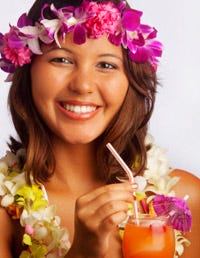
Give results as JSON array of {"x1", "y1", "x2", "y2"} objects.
[{"x1": 68, "y1": 67, "x2": 95, "y2": 95}]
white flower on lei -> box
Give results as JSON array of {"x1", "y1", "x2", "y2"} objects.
[
  {"x1": 20, "y1": 205, "x2": 60, "y2": 227},
  {"x1": 0, "y1": 170, "x2": 27, "y2": 207},
  {"x1": 0, "y1": 151, "x2": 16, "y2": 196},
  {"x1": 21, "y1": 205, "x2": 70, "y2": 256},
  {"x1": 1, "y1": 150, "x2": 18, "y2": 167},
  {"x1": 0, "y1": 150, "x2": 71, "y2": 257},
  {"x1": 0, "y1": 162, "x2": 8, "y2": 195},
  {"x1": 144, "y1": 134, "x2": 180, "y2": 199},
  {"x1": 174, "y1": 230, "x2": 191, "y2": 258},
  {"x1": 143, "y1": 134, "x2": 190, "y2": 257}
]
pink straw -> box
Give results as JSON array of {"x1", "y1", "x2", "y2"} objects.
[{"x1": 106, "y1": 143, "x2": 139, "y2": 219}]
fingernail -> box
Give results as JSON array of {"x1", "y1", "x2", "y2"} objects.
[{"x1": 131, "y1": 183, "x2": 138, "y2": 189}]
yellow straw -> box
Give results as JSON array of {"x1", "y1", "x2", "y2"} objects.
[{"x1": 106, "y1": 143, "x2": 139, "y2": 220}]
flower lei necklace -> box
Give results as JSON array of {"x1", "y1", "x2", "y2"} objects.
[
  {"x1": 0, "y1": 135, "x2": 191, "y2": 258},
  {"x1": 0, "y1": 0, "x2": 163, "y2": 81},
  {"x1": 0, "y1": 149, "x2": 70, "y2": 257}
]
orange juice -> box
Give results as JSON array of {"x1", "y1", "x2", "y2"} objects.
[{"x1": 122, "y1": 215, "x2": 175, "y2": 258}]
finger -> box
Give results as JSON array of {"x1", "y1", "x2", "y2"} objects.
[
  {"x1": 99, "y1": 210, "x2": 128, "y2": 232},
  {"x1": 93, "y1": 189, "x2": 133, "y2": 209},
  {"x1": 76, "y1": 186, "x2": 133, "y2": 220},
  {"x1": 94, "y1": 200, "x2": 130, "y2": 222},
  {"x1": 78, "y1": 182, "x2": 136, "y2": 205}
]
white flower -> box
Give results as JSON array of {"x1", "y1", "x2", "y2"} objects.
[
  {"x1": 0, "y1": 161, "x2": 8, "y2": 175},
  {"x1": 0, "y1": 173, "x2": 6, "y2": 195},
  {"x1": 0, "y1": 151, "x2": 18, "y2": 167},
  {"x1": 20, "y1": 205, "x2": 55, "y2": 226},
  {"x1": 0, "y1": 149, "x2": 71, "y2": 257},
  {"x1": 143, "y1": 134, "x2": 178, "y2": 196},
  {"x1": 1, "y1": 193, "x2": 14, "y2": 207},
  {"x1": 174, "y1": 230, "x2": 190, "y2": 257},
  {"x1": 34, "y1": 222, "x2": 49, "y2": 239},
  {"x1": 145, "y1": 133, "x2": 155, "y2": 146},
  {"x1": 145, "y1": 145, "x2": 170, "y2": 178},
  {"x1": 134, "y1": 176, "x2": 147, "y2": 192},
  {"x1": 47, "y1": 227, "x2": 70, "y2": 254}
]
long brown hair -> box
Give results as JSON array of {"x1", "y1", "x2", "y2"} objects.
[{"x1": 8, "y1": 0, "x2": 158, "y2": 184}]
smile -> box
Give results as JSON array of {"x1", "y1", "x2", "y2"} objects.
[{"x1": 62, "y1": 104, "x2": 97, "y2": 114}]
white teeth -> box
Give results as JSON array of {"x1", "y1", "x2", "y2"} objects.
[{"x1": 64, "y1": 104, "x2": 96, "y2": 114}]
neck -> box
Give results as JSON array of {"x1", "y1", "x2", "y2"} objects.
[{"x1": 47, "y1": 139, "x2": 102, "y2": 195}]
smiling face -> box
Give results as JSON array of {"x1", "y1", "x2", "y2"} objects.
[{"x1": 31, "y1": 33, "x2": 129, "y2": 145}]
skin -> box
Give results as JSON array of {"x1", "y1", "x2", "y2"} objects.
[
  {"x1": 170, "y1": 169, "x2": 200, "y2": 258},
  {"x1": 31, "y1": 33, "x2": 129, "y2": 145},
  {"x1": 0, "y1": 33, "x2": 200, "y2": 258}
]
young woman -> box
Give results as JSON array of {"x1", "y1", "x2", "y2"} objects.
[{"x1": 0, "y1": 0, "x2": 199, "y2": 257}]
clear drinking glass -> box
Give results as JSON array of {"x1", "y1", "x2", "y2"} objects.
[{"x1": 122, "y1": 214, "x2": 175, "y2": 258}]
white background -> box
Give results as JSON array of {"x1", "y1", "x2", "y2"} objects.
[{"x1": 0, "y1": 1, "x2": 199, "y2": 178}]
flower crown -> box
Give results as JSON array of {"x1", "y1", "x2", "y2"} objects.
[{"x1": 0, "y1": 0, "x2": 163, "y2": 81}]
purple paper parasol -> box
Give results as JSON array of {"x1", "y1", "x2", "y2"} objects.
[{"x1": 152, "y1": 194, "x2": 192, "y2": 232}]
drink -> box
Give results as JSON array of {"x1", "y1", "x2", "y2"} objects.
[{"x1": 122, "y1": 214, "x2": 175, "y2": 258}]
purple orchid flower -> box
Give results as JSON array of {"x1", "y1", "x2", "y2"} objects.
[
  {"x1": 17, "y1": 13, "x2": 33, "y2": 28},
  {"x1": 122, "y1": 9, "x2": 142, "y2": 31},
  {"x1": 1, "y1": 26, "x2": 32, "y2": 67},
  {"x1": 73, "y1": 24, "x2": 86, "y2": 44}
]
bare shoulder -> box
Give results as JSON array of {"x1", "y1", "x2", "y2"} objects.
[
  {"x1": 0, "y1": 206, "x2": 13, "y2": 257},
  {"x1": 171, "y1": 169, "x2": 200, "y2": 258},
  {"x1": 171, "y1": 169, "x2": 200, "y2": 199}
]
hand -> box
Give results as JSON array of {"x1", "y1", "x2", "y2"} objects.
[{"x1": 68, "y1": 182, "x2": 136, "y2": 258}]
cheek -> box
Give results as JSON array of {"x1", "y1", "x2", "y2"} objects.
[
  {"x1": 105, "y1": 77, "x2": 129, "y2": 106},
  {"x1": 31, "y1": 60, "x2": 54, "y2": 103},
  {"x1": 31, "y1": 58, "x2": 66, "y2": 101},
  {"x1": 31, "y1": 60, "x2": 44, "y2": 97},
  {"x1": 31, "y1": 70, "x2": 51, "y2": 114},
  {"x1": 31, "y1": 76, "x2": 46, "y2": 107}
]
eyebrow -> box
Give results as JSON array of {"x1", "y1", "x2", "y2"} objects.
[
  {"x1": 46, "y1": 47, "x2": 123, "y2": 61},
  {"x1": 45, "y1": 47, "x2": 72, "y2": 54},
  {"x1": 98, "y1": 53, "x2": 123, "y2": 62}
]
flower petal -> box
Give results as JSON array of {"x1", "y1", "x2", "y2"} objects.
[
  {"x1": 73, "y1": 24, "x2": 86, "y2": 44},
  {"x1": 122, "y1": 9, "x2": 142, "y2": 31},
  {"x1": 1, "y1": 194, "x2": 14, "y2": 207},
  {"x1": 17, "y1": 13, "x2": 33, "y2": 28}
]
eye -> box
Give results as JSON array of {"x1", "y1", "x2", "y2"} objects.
[
  {"x1": 50, "y1": 57, "x2": 72, "y2": 64},
  {"x1": 97, "y1": 62, "x2": 117, "y2": 70}
]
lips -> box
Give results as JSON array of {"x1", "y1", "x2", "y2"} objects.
[{"x1": 58, "y1": 101, "x2": 99, "y2": 120}]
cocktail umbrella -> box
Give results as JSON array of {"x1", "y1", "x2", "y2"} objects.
[{"x1": 152, "y1": 194, "x2": 192, "y2": 232}]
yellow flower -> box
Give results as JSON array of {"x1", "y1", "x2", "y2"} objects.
[
  {"x1": 20, "y1": 243, "x2": 47, "y2": 258},
  {"x1": 23, "y1": 233, "x2": 32, "y2": 246},
  {"x1": 16, "y1": 184, "x2": 47, "y2": 211}
]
